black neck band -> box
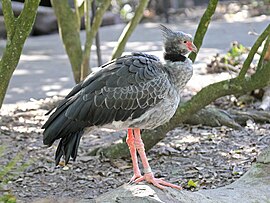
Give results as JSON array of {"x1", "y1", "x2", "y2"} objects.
[{"x1": 164, "y1": 53, "x2": 186, "y2": 62}]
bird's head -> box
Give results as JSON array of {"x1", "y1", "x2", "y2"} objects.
[{"x1": 160, "y1": 24, "x2": 197, "y2": 56}]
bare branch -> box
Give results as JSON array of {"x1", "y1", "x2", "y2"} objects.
[
  {"x1": 238, "y1": 24, "x2": 270, "y2": 79},
  {"x1": 111, "y1": 0, "x2": 150, "y2": 60},
  {"x1": 188, "y1": 0, "x2": 218, "y2": 62},
  {"x1": 2, "y1": 0, "x2": 16, "y2": 39},
  {"x1": 80, "y1": 0, "x2": 93, "y2": 80},
  {"x1": 81, "y1": 0, "x2": 111, "y2": 80},
  {"x1": 51, "y1": 0, "x2": 83, "y2": 83}
]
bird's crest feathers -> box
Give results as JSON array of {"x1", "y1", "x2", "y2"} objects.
[
  {"x1": 159, "y1": 24, "x2": 176, "y2": 39},
  {"x1": 159, "y1": 24, "x2": 193, "y2": 42}
]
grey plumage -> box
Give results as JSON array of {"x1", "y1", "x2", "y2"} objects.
[{"x1": 42, "y1": 25, "x2": 195, "y2": 165}]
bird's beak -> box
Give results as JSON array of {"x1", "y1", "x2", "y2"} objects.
[{"x1": 186, "y1": 41, "x2": 197, "y2": 53}]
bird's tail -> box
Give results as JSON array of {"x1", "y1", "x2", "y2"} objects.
[
  {"x1": 42, "y1": 98, "x2": 85, "y2": 165},
  {"x1": 55, "y1": 131, "x2": 84, "y2": 165}
]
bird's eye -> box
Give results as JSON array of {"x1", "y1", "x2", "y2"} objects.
[{"x1": 183, "y1": 41, "x2": 187, "y2": 43}]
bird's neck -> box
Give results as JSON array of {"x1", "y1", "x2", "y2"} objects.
[
  {"x1": 163, "y1": 52, "x2": 186, "y2": 62},
  {"x1": 163, "y1": 52, "x2": 193, "y2": 92}
]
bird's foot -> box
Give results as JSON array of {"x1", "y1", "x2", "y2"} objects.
[
  {"x1": 134, "y1": 172, "x2": 182, "y2": 190},
  {"x1": 128, "y1": 173, "x2": 143, "y2": 184},
  {"x1": 128, "y1": 170, "x2": 143, "y2": 184}
]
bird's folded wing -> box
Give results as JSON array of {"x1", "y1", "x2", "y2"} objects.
[{"x1": 43, "y1": 53, "x2": 171, "y2": 130}]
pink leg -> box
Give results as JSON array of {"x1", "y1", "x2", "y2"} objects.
[
  {"x1": 126, "y1": 128, "x2": 142, "y2": 182},
  {"x1": 133, "y1": 128, "x2": 182, "y2": 190}
]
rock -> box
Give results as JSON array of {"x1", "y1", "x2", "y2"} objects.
[
  {"x1": 33, "y1": 5, "x2": 58, "y2": 35},
  {"x1": 259, "y1": 86, "x2": 270, "y2": 111},
  {"x1": 92, "y1": 147, "x2": 270, "y2": 203},
  {"x1": 101, "y1": 11, "x2": 122, "y2": 26},
  {"x1": 32, "y1": 198, "x2": 95, "y2": 203},
  {"x1": 257, "y1": 146, "x2": 270, "y2": 164}
]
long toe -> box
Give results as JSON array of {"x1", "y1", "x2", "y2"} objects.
[
  {"x1": 157, "y1": 179, "x2": 182, "y2": 190},
  {"x1": 135, "y1": 172, "x2": 182, "y2": 190}
]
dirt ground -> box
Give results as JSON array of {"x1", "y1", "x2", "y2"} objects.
[{"x1": 0, "y1": 92, "x2": 269, "y2": 202}]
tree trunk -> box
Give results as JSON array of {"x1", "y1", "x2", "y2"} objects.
[
  {"x1": 0, "y1": 0, "x2": 40, "y2": 109},
  {"x1": 51, "y1": 0, "x2": 83, "y2": 84}
]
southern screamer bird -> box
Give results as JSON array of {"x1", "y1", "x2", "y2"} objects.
[{"x1": 42, "y1": 25, "x2": 197, "y2": 189}]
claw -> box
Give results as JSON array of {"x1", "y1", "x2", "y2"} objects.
[
  {"x1": 128, "y1": 173, "x2": 143, "y2": 184},
  {"x1": 134, "y1": 172, "x2": 182, "y2": 190},
  {"x1": 128, "y1": 180, "x2": 135, "y2": 185}
]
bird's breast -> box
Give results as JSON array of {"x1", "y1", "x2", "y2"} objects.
[{"x1": 165, "y1": 58, "x2": 193, "y2": 91}]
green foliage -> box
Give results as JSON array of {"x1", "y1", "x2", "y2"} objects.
[
  {"x1": 224, "y1": 42, "x2": 248, "y2": 66},
  {"x1": 120, "y1": 3, "x2": 134, "y2": 20},
  {"x1": 227, "y1": 43, "x2": 247, "y2": 58},
  {"x1": 187, "y1": 179, "x2": 198, "y2": 188},
  {"x1": 0, "y1": 194, "x2": 16, "y2": 203},
  {"x1": 0, "y1": 145, "x2": 32, "y2": 203},
  {"x1": 0, "y1": 153, "x2": 23, "y2": 182},
  {"x1": 111, "y1": 0, "x2": 136, "y2": 21}
]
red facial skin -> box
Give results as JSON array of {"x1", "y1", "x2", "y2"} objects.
[{"x1": 186, "y1": 41, "x2": 197, "y2": 53}]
